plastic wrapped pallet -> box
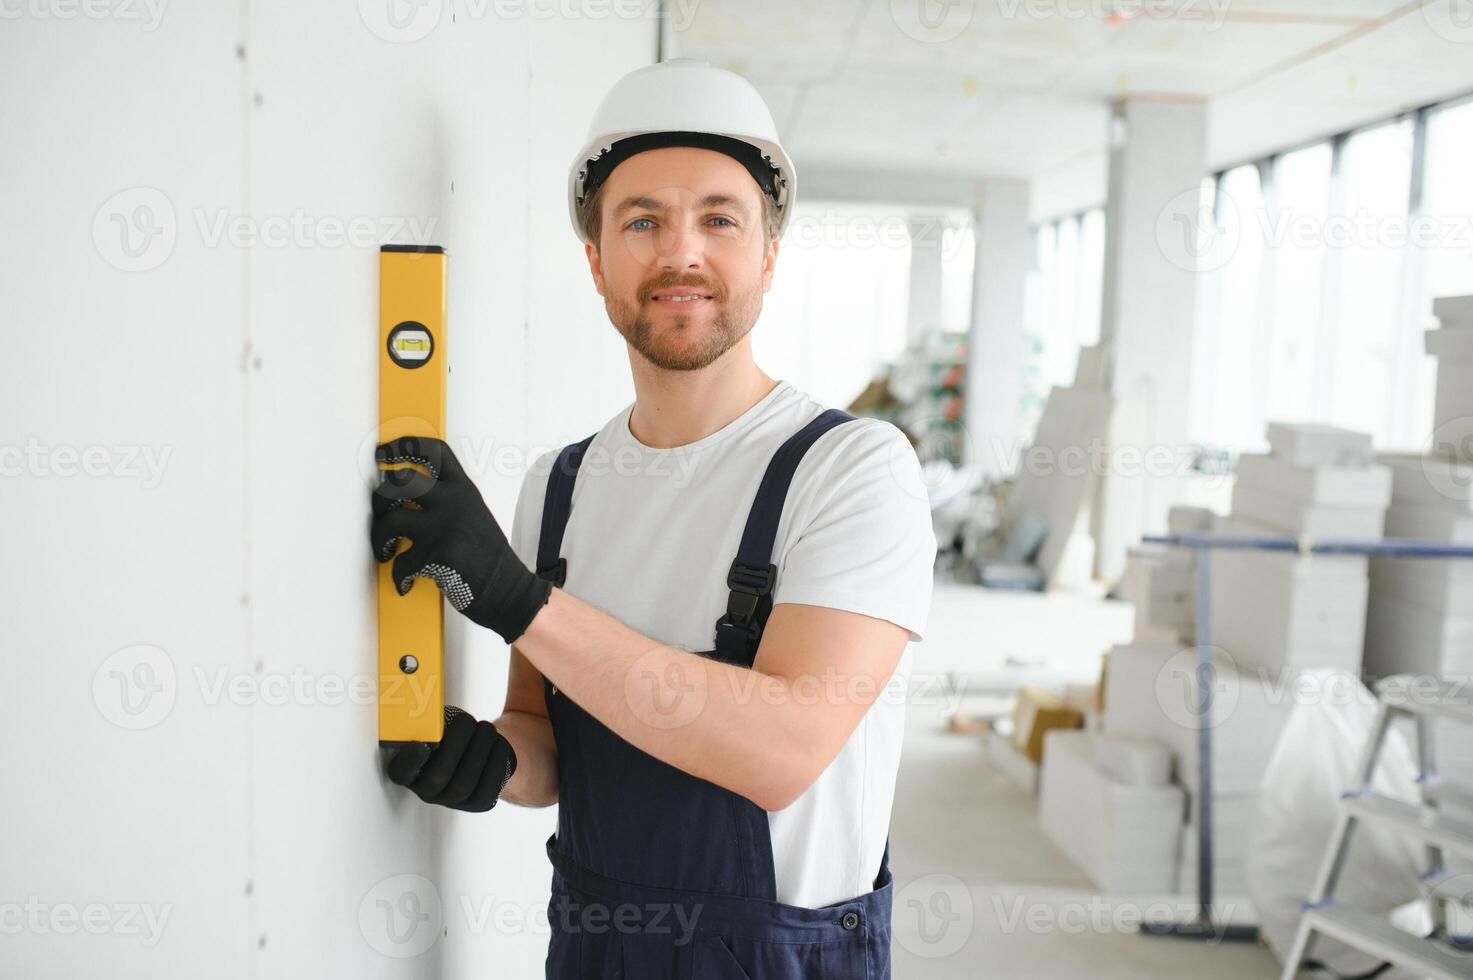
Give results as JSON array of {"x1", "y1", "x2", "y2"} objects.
[{"x1": 1038, "y1": 730, "x2": 1184, "y2": 894}]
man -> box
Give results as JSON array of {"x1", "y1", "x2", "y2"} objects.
[{"x1": 371, "y1": 58, "x2": 935, "y2": 979}]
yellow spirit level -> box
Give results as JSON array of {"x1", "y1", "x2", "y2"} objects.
[{"x1": 377, "y1": 244, "x2": 447, "y2": 747}]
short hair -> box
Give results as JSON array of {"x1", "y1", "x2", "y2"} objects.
[{"x1": 577, "y1": 178, "x2": 780, "y2": 250}]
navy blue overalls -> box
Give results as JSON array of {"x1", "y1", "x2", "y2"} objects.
[{"x1": 533, "y1": 407, "x2": 894, "y2": 979}]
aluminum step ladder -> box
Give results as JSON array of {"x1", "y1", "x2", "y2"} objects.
[{"x1": 1280, "y1": 675, "x2": 1473, "y2": 980}]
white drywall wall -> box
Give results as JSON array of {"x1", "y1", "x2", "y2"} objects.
[{"x1": 1, "y1": 5, "x2": 651, "y2": 975}]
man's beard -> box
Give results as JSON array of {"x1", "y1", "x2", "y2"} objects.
[{"x1": 606, "y1": 275, "x2": 761, "y2": 372}]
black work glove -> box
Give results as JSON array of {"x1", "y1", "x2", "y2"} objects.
[
  {"x1": 371, "y1": 435, "x2": 552, "y2": 645},
  {"x1": 385, "y1": 706, "x2": 517, "y2": 812}
]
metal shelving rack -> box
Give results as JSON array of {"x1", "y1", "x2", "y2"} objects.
[{"x1": 1137, "y1": 532, "x2": 1473, "y2": 947}]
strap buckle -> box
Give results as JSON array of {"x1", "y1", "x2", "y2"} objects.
[
  {"x1": 537, "y1": 557, "x2": 567, "y2": 587},
  {"x1": 724, "y1": 561, "x2": 776, "y2": 624}
]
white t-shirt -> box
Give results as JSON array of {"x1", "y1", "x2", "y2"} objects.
[{"x1": 509, "y1": 379, "x2": 937, "y2": 908}]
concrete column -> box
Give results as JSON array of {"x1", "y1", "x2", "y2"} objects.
[
  {"x1": 1092, "y1": 98, "x2": 1209, "y2": 580},
  {"x1": 964, "y1": 178, "x2": 1031, "y2": 480},
  {"x1": 905, "y1": 214, "x2": 946, "y2": 345}
]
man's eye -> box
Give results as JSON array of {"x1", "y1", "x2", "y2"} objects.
[
  {"x1": 628, "y1": 217, "x2": 654, "y2": 231},
  {"x1": 709, "y1": 216, "x2": 735, "y2": 228}
]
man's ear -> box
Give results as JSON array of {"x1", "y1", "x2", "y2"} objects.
[
  {"x1": 760, "y1": 235, "x2": 779, "y2": 294},
  {"x1": 585, "y1": 239, "x2": 605, "y2": 297}
]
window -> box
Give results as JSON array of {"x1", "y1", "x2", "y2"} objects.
[
  {"x1": 1327, "y1": 120, "x2": 1415, "y2": 444},
  {"x1": 1024, "y1": 209, "x2": 1105, "y2": 434},
  {"x1": 1189, "y1": 98, "x2": 1473, "y2": 454},
  {"x1": 753, "y1": 201, "x2": 913, "y2": 408}
]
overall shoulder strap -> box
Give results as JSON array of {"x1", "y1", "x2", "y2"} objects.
[
  {"x1": 535, "y1": 433, "x2": 596, "y2": 587},
  {"x1": 711, "y1": 407, "x2": 857, "y2": 666}
]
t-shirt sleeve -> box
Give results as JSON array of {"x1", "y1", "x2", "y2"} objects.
[
  {"x1": 772, "y1": 420, "x2": 937, "y2": 642},
  {"x1": 508, "y1": 448, "x2": 557, "y2": 572}
]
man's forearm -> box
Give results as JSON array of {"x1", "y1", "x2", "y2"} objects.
[
  {"x1": 493, "y1": 709, "x2": 559, "y2": 808},
  {"x1": 515, "y1": 589, "x2": 874, "y2": 812}
]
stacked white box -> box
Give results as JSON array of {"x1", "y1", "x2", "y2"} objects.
[
  {"x1": 1429, "y1": 294, "x2": 1473, "y2": 463},
  {"x1": 1168, "y1": 505, "x2": 1218, "y2": 535},
  {"x1": 1366, "y1": 455, "x2": 1473, "y2": 677},
  {"x1": 1265, "y1": 422, "x2": 1374, "y2": 468},
  {"x1": 984, "y1": 728, "x2": 1040, "y2": 796},
  {"x1": 1210, "y1": 515, "x2": 1371, "y2": 673},
  {"x1": 1121, "y1": 546, "x2": 1194, "y2": 642},
  {"x1": 1370, "y1": 506, "x2": 1473, "y2": 613},
  {"x1": 1230, "y1": 452, "x2": 1390, "y2": 540},
  {"x1": 1178, "y1": 793, "x2": 1259, "y2": 897},
  {"x1": 1365, "y1": 449, "x2": 1473, "y2": 791},
  {"x1": 1102, "y1": 640, "x2": 1292, "y2": 798},
  {"x1": 1211, "y1": 428, "x2": 1386, "y2": 676},
  {"x1": 1038, "y1": 730, "x2": 1184, "y2": 893}
]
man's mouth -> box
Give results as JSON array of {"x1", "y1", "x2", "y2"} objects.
[{"x1": 648, "y1": 287, "x2": 716, "y2": 307}]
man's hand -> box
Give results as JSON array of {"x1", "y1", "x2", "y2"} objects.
[
  {"x1": 385, "y1": 706, "x2": 517, "y2": 812},
  {"x1": 370, "y1": 435, "x2": 551, "y2": 645}
]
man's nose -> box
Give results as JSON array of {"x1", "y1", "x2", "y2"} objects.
[{"x1": 655, "y1": 210, "x2": 705, "y2": 269}]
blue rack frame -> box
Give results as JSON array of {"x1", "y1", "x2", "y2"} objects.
[{"x1": 1135, "y1": 532, "x2": 1473, "y2": 943}]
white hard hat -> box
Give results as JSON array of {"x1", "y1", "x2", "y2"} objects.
[{"x1": 567, "y1": 58, "x2": 796, "y2": 243}]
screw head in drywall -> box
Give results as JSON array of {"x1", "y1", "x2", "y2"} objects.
[{"x1": 399, "y1": 655, "x2": 419, "y2": 675}]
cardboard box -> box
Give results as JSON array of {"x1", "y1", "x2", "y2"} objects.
[
  {"x1": 1266, "y1": 423, "x2": 1374, "y2": 468},
  {"x1": 1039, "y1": 730, "x2": 1185, "y2": 894},
  {"x1": 1012, "y1": 686, "x2": 1084, "y2": 766}
]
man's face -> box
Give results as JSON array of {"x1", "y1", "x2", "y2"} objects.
[{"x1": 586, "y1": 146, "x2": 777, "y2": 372}]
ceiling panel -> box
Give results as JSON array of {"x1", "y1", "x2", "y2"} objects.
[{"x1": 672, "y1": 0, "x2": 1473, "y2": 196}]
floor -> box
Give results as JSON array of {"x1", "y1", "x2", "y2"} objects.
[{"x1": 888, "y1": 580, "x2": 1283, "y2": 979}]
